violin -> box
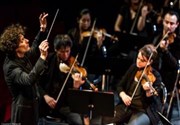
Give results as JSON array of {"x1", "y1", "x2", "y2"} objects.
[
  {"x1": 158, "y1": 32, "x2": 176, "y2": 50},
  {"x1": 81, "y1": 28, "x2": 118, "y2": 42},
  {"x1": 135, "y1": 66, "x2": 158, "y2": 96},
  {"x1": 59, "y1": 56, "x2": 98, "y2": 91},
  {"x1": 67, "y1": 56, "x2": 87, "y2": 78},
  {"x1": 166, "y1": 32, "x2": 176, "y2": 44}
]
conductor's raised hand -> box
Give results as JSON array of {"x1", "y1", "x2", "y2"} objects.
[{"x1": 39, "y1": 12, "x2": 48, "y2": 32}]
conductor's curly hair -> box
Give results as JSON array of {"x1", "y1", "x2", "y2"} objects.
[{"x1": 0, "y1": 24, "x2": 26, "y2": 55}]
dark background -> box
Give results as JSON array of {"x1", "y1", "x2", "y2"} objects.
[
  {"x1": 0, "y1": 0, "x2": 129, "y2": 75},
  {"x1": 0, "y1": 0, "x2": 125, "y2": 43}
]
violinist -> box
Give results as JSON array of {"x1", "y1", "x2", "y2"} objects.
[
  {"x1": 152, "y1": 10, "x2": 180, "y2": 93},
  {"x1": 68, "y1": 8, "x2": 94, "y2": 59},
  {"x1": 137, "y1": 1, "x2": 160, "y2": 37},
  {"x1": 67, "y1": 8, "x2": 104, "y2": 125},
  {"x1": 68, "y1": 8, "x2": 107, "y2": 90},
  {"x1": 68, "y1": 8, "x2": 106, "y2": 63},
  {"x1": 114, "y1": 0, "x2": 145, "y2": 34},
  {"x1": 38, "y1": 34, "x2": 84, "y2": 125},
  {"x1": 102, "y1": 44, "x2": 163, "y2": 125}
]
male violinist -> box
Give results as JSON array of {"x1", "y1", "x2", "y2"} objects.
[
  {"x1": 102, "y1": 44, "x2": 163, "y2": 125},
  {"x1": 38, "y1": 34, "x2": 85, "y2": 125},
  {"x1": 152, "y1": 10, "x2": 180, "y2": 94}
]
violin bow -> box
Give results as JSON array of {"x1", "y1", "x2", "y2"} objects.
[
  {"x1": 56, "y1": 54, "x2": 79, "y2": 102},
  {"x1": 124, "y1": 52, "x2": 153, "y2": 112},
  {"x1": 79, "y1": 19, "x2": 99, "y2": 91},
  {"x1": 125, "y1": 31, "x2": 171, "y2": 111},
  {"x1": 46, "y1": 9, "x2": 59, "y2": 40},
  {"x1": 80, "y1": 19, "x2": 96, "y2": 67},
  {"x1": 130, "y1": 0, "x2": 144, "y2": 35},
  {"x1": 132, "y1": 30, "x2": 170, "y2": 100}
]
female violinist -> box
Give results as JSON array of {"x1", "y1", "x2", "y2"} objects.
[
  {"x1": 68, "y1": 8, "x2": 106, "y2": 62},
  {"x1": 67, "y1": 8, "x2": 108, "y2": 89},
  {"x1": 68, "y1": 8, "x2": 94, "y2": 59},
  {"x1": 102, "y1": 44, "x2": 163, "y2": 125},
  {"x1": 67, "y1": 8, "x2": 105, "y2": 125}
]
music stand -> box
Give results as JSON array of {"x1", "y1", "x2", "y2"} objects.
[{"x1": 67, "y1": 89, "x2": 115, "y2": 119}]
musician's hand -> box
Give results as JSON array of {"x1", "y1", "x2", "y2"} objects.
[
  {"x1": 96, "y1": 31, "x2": 104, "y2": 48},
  {"x1": 120, "y1": 91, "x2": 132, "y2": 106},
  {"x1": 72, "y1": 73, "x2": 85, "y2": 89},
  {"x1": 142, "y1": 82, "x2": 151, "y2": 91},
  {"x1": 141, "y1": 5, "x2": 149, "y2": 18},
  {"x1": 39, "y1": 40, "x2": 49, "y2": 60},
  {"x1": 39, "y1": 12, "x2": 48, "y2": 32},
  {"x1": 160, "y1": 40, "x2": 169, "y2": 51},
  {"x1": 44, "y1": 95, "x2": 57, "y2": 109},
  {"x1": 146, "y1": 90, "x2": 154, "y2": 97}
]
